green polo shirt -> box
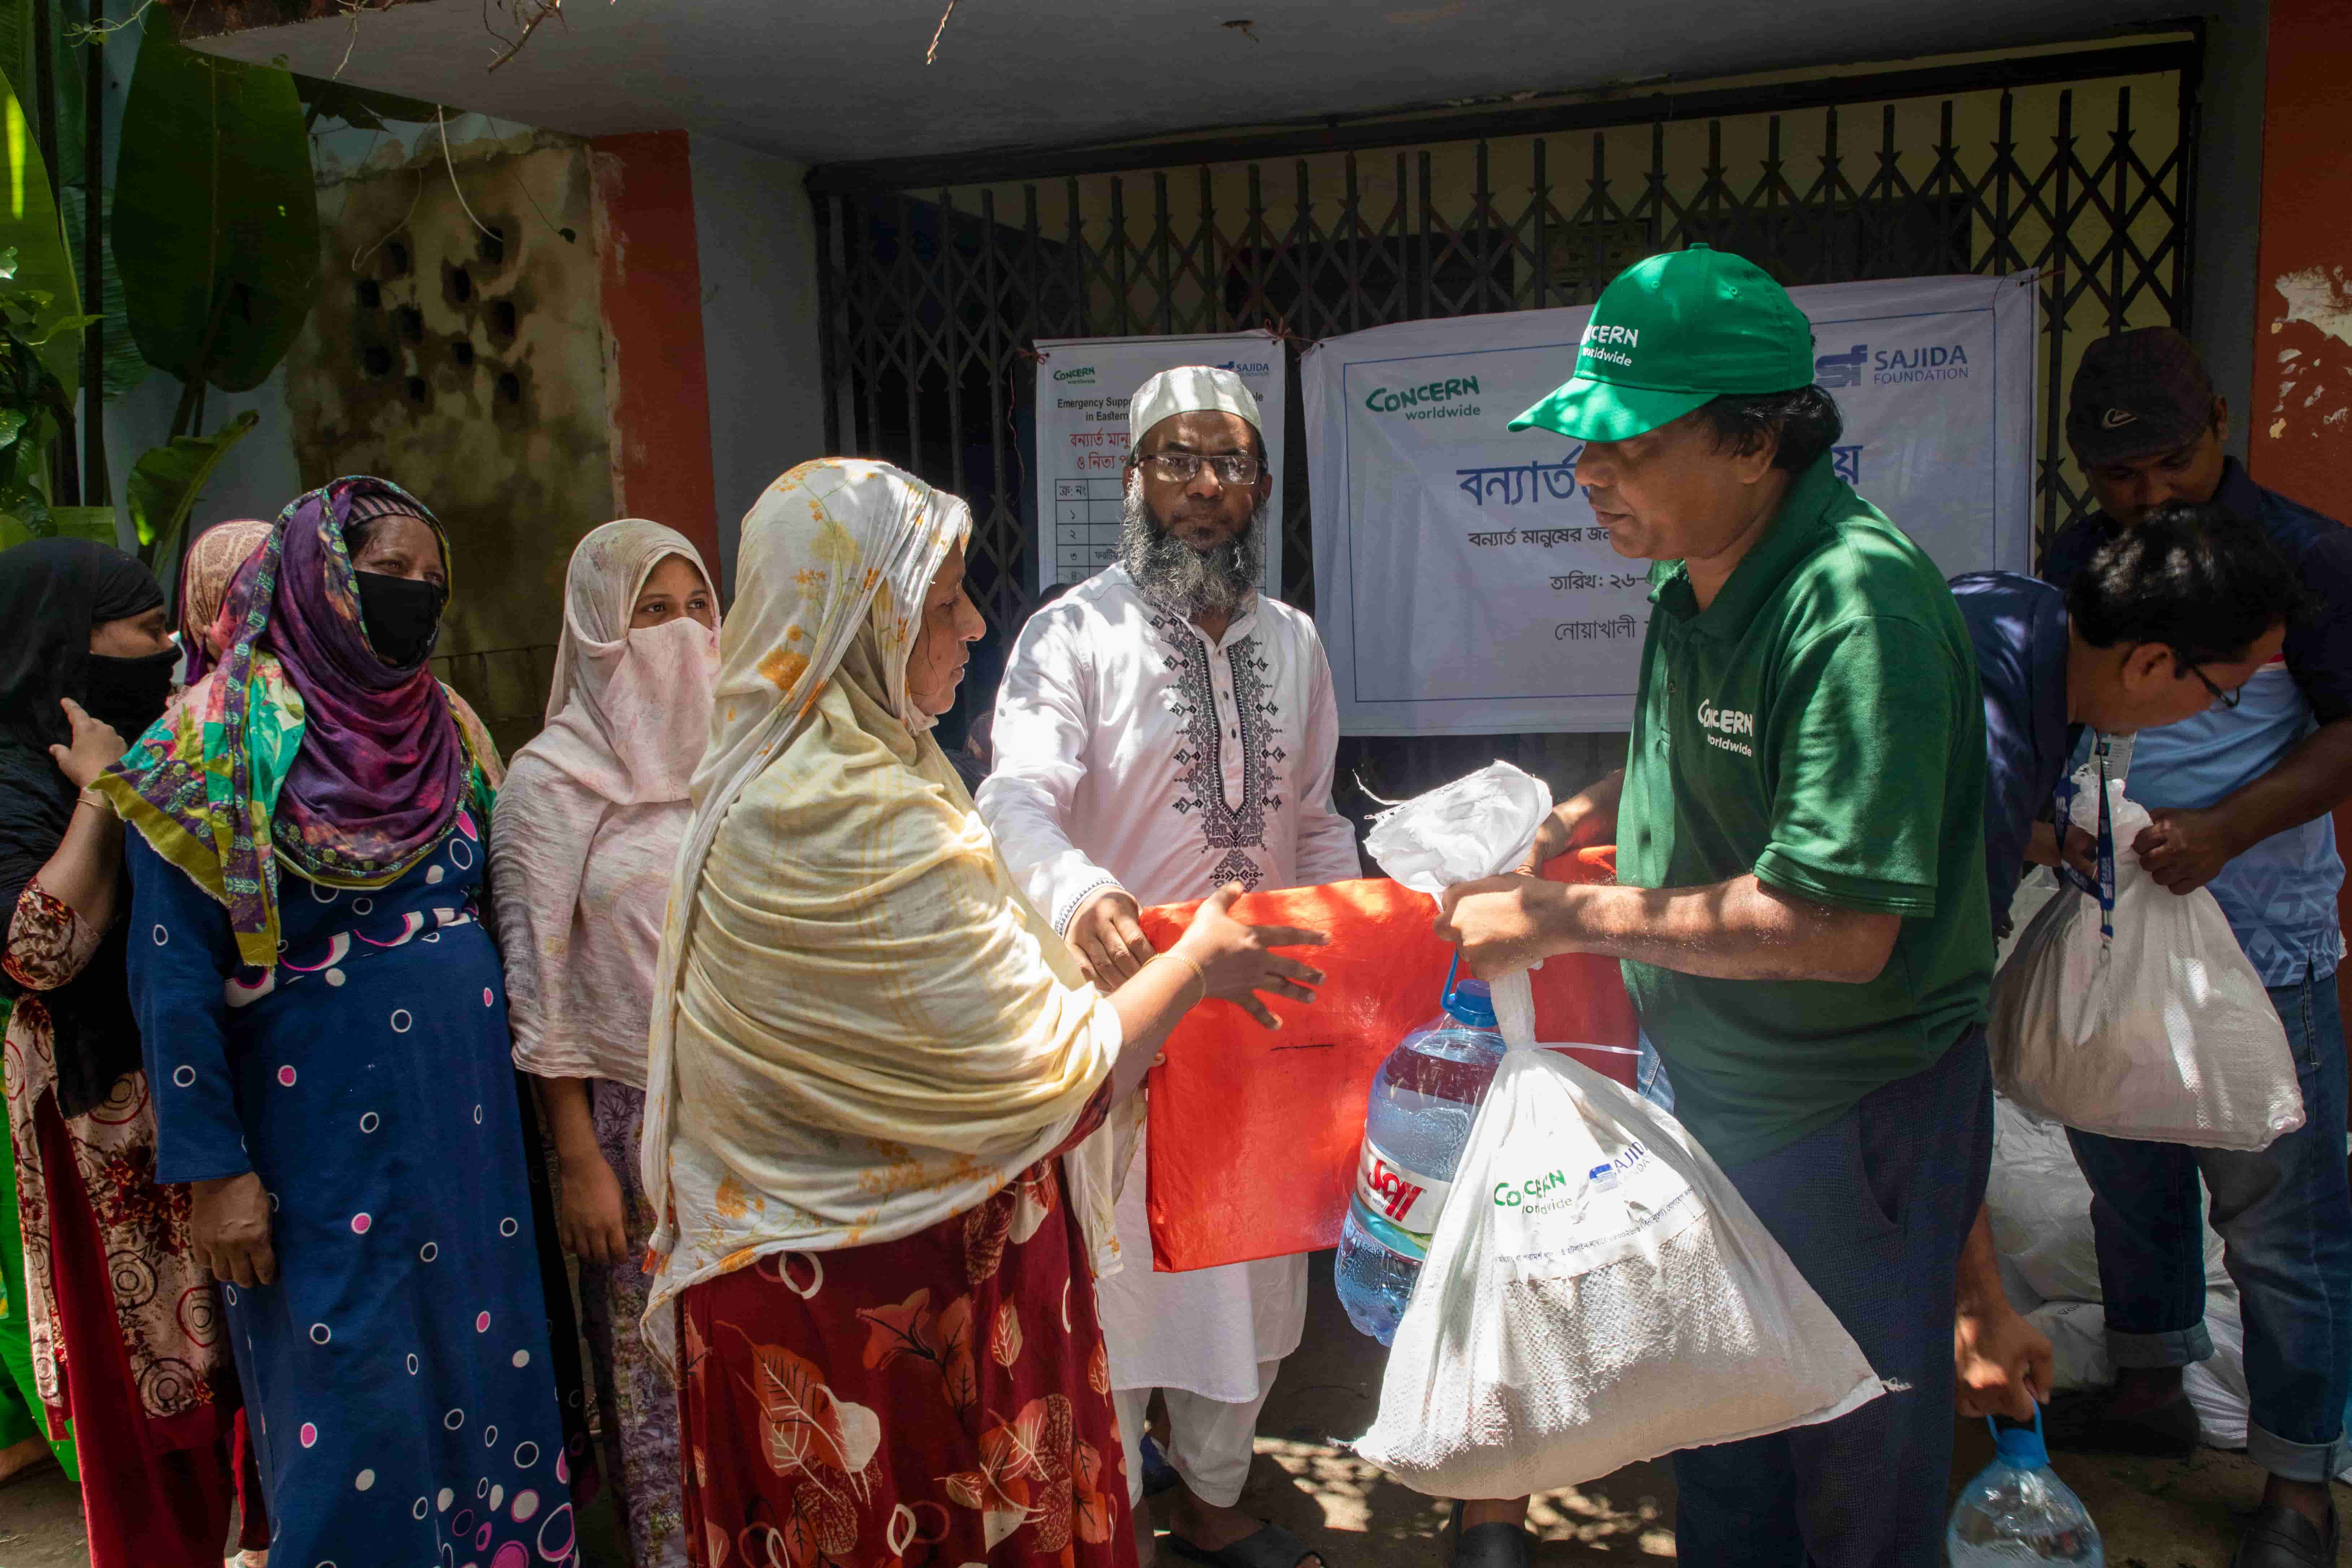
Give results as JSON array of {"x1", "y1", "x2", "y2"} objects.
[{"x1": 1618, "y1": 454, "x2": 1991, "y2": 1167}]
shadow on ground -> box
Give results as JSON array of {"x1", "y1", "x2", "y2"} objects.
[{"x1": 1, "y1": 1251, "x2": 2342, "y2": 1565}]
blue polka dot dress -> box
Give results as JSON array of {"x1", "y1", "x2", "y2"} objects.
[{"x1": 127, "y1": 812, "x2": 579, "y2": 1568}]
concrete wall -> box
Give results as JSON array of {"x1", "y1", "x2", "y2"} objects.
[{"x1": 686, "y1": 133, "x2": 828, "y2": 595}]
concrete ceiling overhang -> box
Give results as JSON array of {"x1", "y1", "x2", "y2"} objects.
[{"x1": 180, "y1": 0, "x2": 2189, "y2": 170}]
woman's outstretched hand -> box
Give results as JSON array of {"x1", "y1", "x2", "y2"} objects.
[{"x1": 1169, "y1": 883, "x2": 1328, "y2": 1030}]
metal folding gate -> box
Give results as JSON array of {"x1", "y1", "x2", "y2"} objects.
[{"x1": 807, "y1": 35, "x2": 2198, "y2": 769}]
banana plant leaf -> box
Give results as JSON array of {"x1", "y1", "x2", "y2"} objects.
[
  {"x1": 60, "y1": 185, "x2": 144, "y2": 401},
  {"x1": 45, "y1": 499, "x2": 111, "y2": 540},
  {"x1": 0, "y1": 62, "x2": 81, "y2": 395},
  {"x1": 115, "y1": 10, "x2": 316, "y2": 394},
  {"x1": 0, "y1": 510, "x2": 30, "y2": 550},
  {"x1": 126, "y1": 407, "x2": 255, "y2": 565}
]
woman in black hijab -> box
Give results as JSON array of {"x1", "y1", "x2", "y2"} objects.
[{"x1": 0, "y1": 538, "x2": 252, "y2": 1568}]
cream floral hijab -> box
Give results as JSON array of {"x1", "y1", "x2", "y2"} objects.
[{"x1": 638, "y1": 460, "x2": 1132, "y2": 1375}]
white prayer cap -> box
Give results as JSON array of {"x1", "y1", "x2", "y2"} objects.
[{"x1": 1127, "y1": 366, "x2": 1263, "y2": 447}]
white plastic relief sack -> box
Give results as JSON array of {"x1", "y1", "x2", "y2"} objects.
[
  {"x1": 1352, "y1": 970, "x2": 1887, "y2": 1497},
  {"x1": 1991, "y1": 779, "x2": 2304, "y2": 1150},
  {"x1": 1364, "y1": 760, "x2": 1553, "y2": 896}
]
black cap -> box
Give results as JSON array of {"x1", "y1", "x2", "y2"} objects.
[{"x1": 2067, "y1": 327, "x2": 2217, "y2": 466}]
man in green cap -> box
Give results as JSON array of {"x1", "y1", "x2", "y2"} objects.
[{"x1": 1437, "y1": 245, "x2": 1993, "y2": 1567}]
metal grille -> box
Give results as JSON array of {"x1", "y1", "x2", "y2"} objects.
[{"x1": 809, "y1": 38, "x2": 2196, "y2": 770}]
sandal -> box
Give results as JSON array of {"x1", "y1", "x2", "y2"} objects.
[
  {"x1": 1162, "y1": 1522, "x2": 1327, "y2": 1568},
  {"x1": 1447, "y1": 1502, "x2": 1530, "y2": 1568}
]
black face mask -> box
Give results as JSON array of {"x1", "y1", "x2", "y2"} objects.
[
  {"x1": 354, "y1": 571, "x2": 448, "y2": 668},
  {"x1": 80, "y1": 647, "x2": 178, "y2": 741}
]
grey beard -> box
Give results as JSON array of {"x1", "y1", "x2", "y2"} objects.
[{"x1": 1117, "y1": 480, "x2": 1267, "y2": 616}]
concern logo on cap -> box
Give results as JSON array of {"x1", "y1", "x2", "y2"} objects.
[{"x1": 1510, "y1": 245, "x2": 1816, "y2": 446}]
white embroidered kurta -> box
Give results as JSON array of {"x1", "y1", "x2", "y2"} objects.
[{"x1": 978, "y1": 564, "x2": 1361, "y2": 1402}]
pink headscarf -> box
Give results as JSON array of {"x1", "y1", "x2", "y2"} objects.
[
  {"x1": 176, "y1": 519, "x2": 272, "y2": 683},
  {"x1": 532, "y1": 519, "x2": 720, "y2": 805},
  {"x1": 490, "y1": 519, "x2": 720, "y2": 1086}
]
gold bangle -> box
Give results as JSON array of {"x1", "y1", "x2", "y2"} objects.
[
  {"x1": 1154, "y1": 949, "x2": 1207, "y2": 1008},
  {"x1": 75, "y1": 787, "x2": 108, "y2": 813}
]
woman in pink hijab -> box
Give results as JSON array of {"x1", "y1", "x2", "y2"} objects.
[{"x1": 489, "y1": 518, "x2": 719, "y2": 1568}]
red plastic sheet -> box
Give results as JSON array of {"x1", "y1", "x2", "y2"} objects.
[{"x1": 1135, "y1": 848, "x2": 1636, "y2": 1273}]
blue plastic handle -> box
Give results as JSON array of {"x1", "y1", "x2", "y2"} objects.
[
  {"x1": 1981, "y1": 1402, "x2": 2045, "y2": 1442},
  {"x1": 1440, "y1": 951, "x2": 1464, "y2": 1014}
]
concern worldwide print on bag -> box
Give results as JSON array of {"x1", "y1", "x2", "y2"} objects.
[
  {"x1": 1304, "y1": 271, "x2": 2039, "y2": 734},
  {"x1": 1033, "y1": 330, "x2": 1288, "y2": 598}
]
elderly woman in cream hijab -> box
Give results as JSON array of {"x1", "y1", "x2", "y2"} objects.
[
  {"x1": 640, "y1": 460, "x2": 1323, "y2": 1568},
  {"x1": 490, "y1": 518, "x2": 720, "y2": 1568}
]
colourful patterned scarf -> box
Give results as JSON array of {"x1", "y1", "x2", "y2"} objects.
[{"x1": 98, "y1": 477, "x2": 493, "y2": 968}]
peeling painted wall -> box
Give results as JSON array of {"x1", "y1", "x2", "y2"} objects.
[
  {"x1": 2249, "y1": 0, "x2": 2351, "y2": 514},
  {"x1": 2266, "y1": 267, "x2": 2352, "y2": 442},
  {"x1": 288, "y1": 129, "x2": 615, "y2": 757}
]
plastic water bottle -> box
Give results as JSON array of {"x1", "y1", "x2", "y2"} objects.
[
  {"x1": 1332, "y1": 962, "x2": 1505, "y2": 1344},
  {"x1": 1948, "y1": 1412, "x2": 2104, "y2": 1566}
]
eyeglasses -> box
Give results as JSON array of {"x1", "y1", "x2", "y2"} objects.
[
  {"x1": 2186, "y1": 662, "x2": 2244, "y2": 709},
  {"x1": 1134, "y1": 451, "x2": 1262, "y2": 486}
]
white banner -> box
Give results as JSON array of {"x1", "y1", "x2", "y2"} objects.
[
  {"x1": 1033, "y1": 331, "x2": 1287, "y2": 597},
  {"x1": 1305, "y1": 272, "x2": 2039, "y2": 734}
]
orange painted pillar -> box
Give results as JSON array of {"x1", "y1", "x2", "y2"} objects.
[
  {"x1": 2244, "y1": 0, "x2": 2352, "y2": 1046},
  {"x1": 588, "y1": 130, "x2": 721, "y2": 576}
]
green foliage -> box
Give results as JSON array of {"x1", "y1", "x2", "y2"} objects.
[
  {"x1": 114, "y1": 8, "x2": 317, "y2": 393},
  {"x1": 126, "y1": 407, "x2": 253, "y2": 557},
  {"x1": 0, "y1": 60, "x2": 82, "y2": 396},
  {"x1": 0, "y1": 245, "x2": 84, "y2": 532},
  {"x1": 60, "y1": 185, "x2": 145, "y2": 401}
]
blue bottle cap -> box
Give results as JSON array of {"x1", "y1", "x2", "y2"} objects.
[
  {"x1": 1987, "y1": 1410, "x2": 2048, "y2": 1470},
  {"x1": 1440, "y1": 955, "x2": 1498, "y2": 1028}
]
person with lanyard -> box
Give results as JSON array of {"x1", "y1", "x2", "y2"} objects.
[
  {"x1": 2035, "y1": 328, "x2": 2352, "y2": 1568},
  {"x1": 0, "y1": 538, "x2": 256, "y2": 1567},
  {"x1": 1944, "y1": 502, "x2": 2302, "y2": 1430},
  {"x1": 98, "y1": 479, "x2": 580, "y2": 1568},
  {"x1": 1436, "y1": 245, "x2": 1993, "y2": 1567},
  {"x1": 981, "y1": 368, "x2": 1361, "y2": 1568},
  {"x1": 491, "y1": 518, "x2": 722, "y2": 1568}
]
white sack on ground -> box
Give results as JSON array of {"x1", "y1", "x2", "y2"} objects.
[
  {"x1": 1991, "y1": 781, "x2": 2304, "y2": 1149},
  {"x1": 1985, "y1": 1096, "x2": 2257, "y2": 1454}
]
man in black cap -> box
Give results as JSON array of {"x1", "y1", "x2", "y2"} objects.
[{"x1": 2040, "y1": 327, "x2": 2352, "y2": 1568}]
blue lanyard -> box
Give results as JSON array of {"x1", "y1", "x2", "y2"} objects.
[{"x1": 2053, "y1": 737, "x2": 2116, "y2": 944}]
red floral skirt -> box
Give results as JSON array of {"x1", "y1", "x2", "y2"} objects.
[{"x1": 677, "y1": 1157, "x2": 1137, "y2": 1568}]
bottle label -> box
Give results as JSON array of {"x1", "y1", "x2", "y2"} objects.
[{"x1": 1356, "y1": 1136, "x2": 1451, "y2": 1236}]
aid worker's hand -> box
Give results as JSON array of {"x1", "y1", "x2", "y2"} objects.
[
  {"x1": 2025, "y1": 821, "x2": 2098, "y2": 880},
  {"x1": 1955, "y1": 1300, "x2": 2054, "y2": 1422},
  {"x1": 1067, "y1": 888, "x2": 1155, "y2": 990},
  {"x1": 1436, "y1": 876, "x2": 1566, "y2": 978},
  {"x1": 2133, "y1": 806, "x2": 2238, "y2": 895}
]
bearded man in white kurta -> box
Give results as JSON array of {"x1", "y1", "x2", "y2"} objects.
[{"x1": 980, "y1": 367, "x2": 1357, "y2": 1568}]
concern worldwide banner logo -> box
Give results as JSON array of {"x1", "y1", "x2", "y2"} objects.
[{"x1": 1363, "y1": 375, "x2": 1482, "y2": 423}]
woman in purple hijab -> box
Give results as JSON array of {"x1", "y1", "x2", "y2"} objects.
[{"x1": 105, "y1": 478, "x2": 584, "y2": 1568}]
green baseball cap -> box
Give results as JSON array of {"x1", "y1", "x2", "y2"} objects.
[{"x1": 1510, "y1": 244, "x2": 1816, "y2": 442}]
